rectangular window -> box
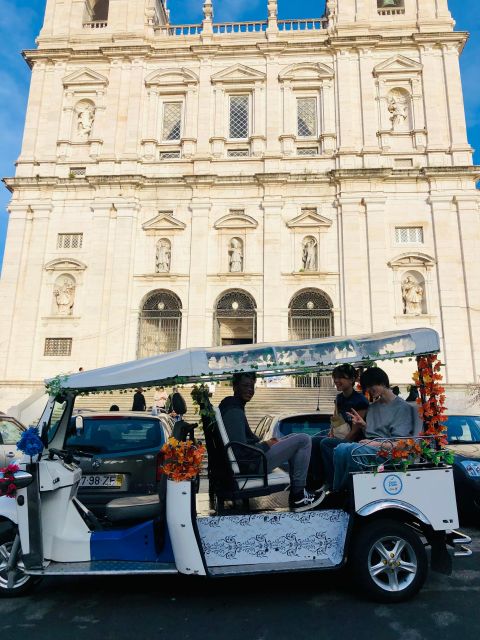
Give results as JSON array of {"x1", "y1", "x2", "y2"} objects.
[
  {"x1": 377, "y1": 0, "x2": 405, "y2": 14},
  {"x1": 297, "y1": 97, "x2": 317, "y2": 137},
  {"x1": 227, "y1": 149, "x2": 249, "y2": 157},
  {"x1": 229, "y1": 95, "x2": 249, "y2": 139},
  {"x1": 160, "y1": 150, "x2": 181, "y2": 160},
  {"x1": 297, "y1": 147, "x2": 319, "y2": 156},
  {"x1": 395, "y1": 227, "x2": 424, "y2": 244},
  {"x1": 44, "y1": 338, "x2": 72, "y2": 357},
  {"x1": 57, "y1": 233, "x2": 83, "y2": 249},
  {"x1": 69, "y1": 166, "x2": 86, "y2": 177},
  {"x1": 162, "y1": 102, "x2": 182, "y2": 141}
]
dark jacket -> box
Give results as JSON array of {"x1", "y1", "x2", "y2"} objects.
[
  {"x1": 132, "y1": 392, "x2": 146, "y2": 412},
  {"x1": 219, "y1": 395, "x2": 269, "y2": 473}
]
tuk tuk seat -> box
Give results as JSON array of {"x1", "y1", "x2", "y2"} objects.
[{"x1": 105, "y1": 494, "x2": 161, "y2": 522}]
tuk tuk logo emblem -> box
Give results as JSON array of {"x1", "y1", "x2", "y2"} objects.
[
  {"x1": 383, "y1": 475, "x2": 403, "y2": 496},
  {"x1": 92, "y1": 458, "x2": 102, "y2": 470}
]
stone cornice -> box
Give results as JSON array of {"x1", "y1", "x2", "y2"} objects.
[
  {"x1": 22, "y1": 31, "x2": 470, "y2": 66},
  {"x1": 4, "y1": 166, "x2": 479, "y2": 193}
]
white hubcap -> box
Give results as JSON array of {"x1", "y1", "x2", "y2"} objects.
[
  {"x1": 0, "y1": 541, "x2": 29, "y2": 591},
  {"x1": 368, "y1": 535, "x2": 417, "y2": 592}
]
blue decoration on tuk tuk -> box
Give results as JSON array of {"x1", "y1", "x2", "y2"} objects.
[
  {"x1": 17, "y1": 427, "x2": 44, "y2": 458},
  {"x1": 91, "y1": 519, "x2": 174, "y2": 563}
]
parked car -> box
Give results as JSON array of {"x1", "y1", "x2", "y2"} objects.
[
  {"x1": 445, "y1": 414, "x2": 480, "y2": 523},
  {"x1": 64, "y1": 411, "x2": 173, "y2": 517},
  {"x1": 0, "y1": 415, "x2": 26, "y2": 466},
  {"x1": 255, "y1": 412, "x2": 331, "y2": 440}
]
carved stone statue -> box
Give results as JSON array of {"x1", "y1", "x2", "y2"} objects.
[
  {"x1": 402, "y1": 275, "x2": 424, "y2": 315},
  {"x1": 76, "y1": 103, "x2": 95, "y2": 140},
  {"x1": 156, "y1": 239, "x2": 171, "y2": 273},
  {"x1": 302, "y1": 237, "x2": 318, "y2": 271},
  {"x1": 387, "y1": 92, "x2": 409, "y2": 131},
  {"x1": 54, "y1": 277, "x2": 75, "y2": 315},
  {"x1": 229, "y1": 238, "x2": 243, "y2": 273}
]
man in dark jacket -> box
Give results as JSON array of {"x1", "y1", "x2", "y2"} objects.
[
  {"x1": 132, "y1": 388, "x2": 146, "y2": 412},
  {"x1": 219, "y1": 372, "x2": 325, "y2": 512}
]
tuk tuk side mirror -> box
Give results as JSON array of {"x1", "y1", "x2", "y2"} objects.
[{"x1": 75, "y1": 415, "x2": 84, "y2": 435}]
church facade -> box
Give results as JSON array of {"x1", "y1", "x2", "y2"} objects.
[{"x1": 1, "y1": 0, "x2": 479, "y2": 406}]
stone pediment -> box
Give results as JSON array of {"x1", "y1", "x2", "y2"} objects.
[
  {"x1": 45, "y1": 259, "x2": 87, "y2": 272},
  {"x1": 287, "y1": 211, "x2": 332, "y2": 229},
  {"x1": 145, "y1": 68, "x2": 199, "y2": 88},
  {"x1": 214, "y1": 213, "x2": 258, "y2": 230},
  {"x1": 142, "y1": 212, "x2": 186, "y2": 232},
  {"x1": 211, "y1": 64, "x2": 266, "y2": 85},
  {"x1": 63, "y1": 68, "x2": 108, "y2": 88},
  {"x1": 388, "y1": 253, "x2": 436, "y2": 269},
  {"x1": 279, "y1": 63, "x2": 334, "y2": 83},
  {"x1": 373, "y1": 56, "x2": 423, "y2": 77}
]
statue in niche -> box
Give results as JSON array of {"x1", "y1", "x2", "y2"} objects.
[
  {"x1": 302, "y1": 237, "x2": 318, "y2": 271},
  {"x1": 402, "y1": 275, "x2": 424, "y2": 315},
  {"x1": 156, "y1": 239, "x2": 171, "y2": 273},
  {"x1": 229, "y1": 238, "x2": 243, "y2": 273},
  {"x1": 76, "y1": 103, "x2": 95, "y2": 140},
  {"x1": 387, "y1": 91, "x2": 409, "y2": 131},
  {"x1": 54, "y1": 277, "x2": 76, "y2": 315}
]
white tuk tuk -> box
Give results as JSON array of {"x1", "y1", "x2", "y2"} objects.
[{"x1": 0, "y1": 328, "x2": 472, "y2": 602}]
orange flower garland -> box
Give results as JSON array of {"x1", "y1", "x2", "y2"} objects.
[
  {"x1": 412, "y1": 354, "x2": 448, "y2": 446},
  {"x1": 159, "y1": 437, "x2": 206, "y2": 483}
]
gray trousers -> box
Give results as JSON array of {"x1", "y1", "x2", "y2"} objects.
[{"x1": 265, "y1": 433, "x2": 312, "y2": 492}]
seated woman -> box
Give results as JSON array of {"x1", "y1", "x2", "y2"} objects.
[
  {"x1": 307, "y1": 364, "x2": 368, "y2": 491},
  {"x1": 331, "y1": 367, "x2": 415, "y2": 492}
]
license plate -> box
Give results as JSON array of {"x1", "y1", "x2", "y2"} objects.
[{"x1": 79, "y1": 474, "x2": 123, "y2": 488}]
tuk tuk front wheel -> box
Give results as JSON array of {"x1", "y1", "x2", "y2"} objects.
[
  {"x1": 351, "y1": 518, "x2": 428, "y2": 603},
  {"x1": 0, "y1": 525, "x2": 41, "y2": 598}
]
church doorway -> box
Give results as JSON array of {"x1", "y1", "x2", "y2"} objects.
[
  {"x1": 138, "y1": 290, "x2": 182, "y2": 358},
  {"x1": 288, "y1": 289, "x2": 334, "y2": 388},
  {"x1": 214, "y1": 289, "x2": 257, "y2": 346}
]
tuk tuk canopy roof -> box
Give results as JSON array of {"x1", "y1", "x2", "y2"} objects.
[{"x1": 51, "y1": 328, "x2": 440, "y2": 393}]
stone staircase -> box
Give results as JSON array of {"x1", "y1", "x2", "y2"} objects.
[{"x1": 75, "y1": 384, "x2": 337, "y2": 428}]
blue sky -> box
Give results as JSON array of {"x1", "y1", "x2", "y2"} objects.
[{"x1": 0, "y1": 0, "x2": 478, "y2": 268}]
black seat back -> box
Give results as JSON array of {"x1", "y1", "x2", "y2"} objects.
[{"x1": 199, "y1": 399, "x2": 236, "y2": 491}]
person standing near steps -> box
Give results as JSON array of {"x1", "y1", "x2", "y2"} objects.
[{"x1": 219, "y1": 372, "x2": 326, "y2": 512}]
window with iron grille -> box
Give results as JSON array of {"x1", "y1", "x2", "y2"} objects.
[
  {"x1": 297, "y1": 97, "x2": 317, "y2": 137},
  {"x1": 44, "y1": 338, "x2": 72, "y2": 357},
  {"x1": 229, "y1": 95, "x2": 249, "y2": 139},
  {"x1": 69, "y1": 166, "x2": 86, "y2": 177},
  {"x1": 297, "y1": 147, "x2": 319, "y2": 156},
  {"x1": 57, "y1": 233, "x2": 83, "y2": 249},
  {"x1": 160, "y1": 150, "x2": 181, "y2": 160},
  {"x1": 162, "y1": 102, "x2": 182, "y2": 141},
  {"x1": 377, "y1": 0, "x2": 405, "y2": 14},
  {"x1": 395, "y1": 227, "x2": 424, "y2": 244},
  {"x1": 227, "y1": 149, "x2": 249, "y2": 157}
]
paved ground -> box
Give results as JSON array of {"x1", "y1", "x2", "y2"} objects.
[{"x1": 1, "y1": 528, "x2": 479, "y2": 640}]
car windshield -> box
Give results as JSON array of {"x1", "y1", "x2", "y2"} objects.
[
  {"x1": 277, "y1": 415, "x2": 331, "y2": 438},
  {"x1": 446, "y1": 415, "x2": 480, "y2": 444},
  {"x1": 65, "y1": 416, "x2": 166, "y2": 453}
]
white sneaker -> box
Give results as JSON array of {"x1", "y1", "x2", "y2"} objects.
[{"x1": 290, "y1": 488, "x2": 326, "y2": 513}]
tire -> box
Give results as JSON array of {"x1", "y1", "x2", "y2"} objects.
[
  {"x1": 0, "y1": 522, "x2": 41, "y2": 598},
  {"x1": 350, "y1": 518, "x2": 428, "y2": 603}
]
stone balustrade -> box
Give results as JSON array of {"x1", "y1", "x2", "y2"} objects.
[
  {"x1": 155, "y1": 17, "x2": 326, "y2": 37},
  {"x1": 83, "y1": 21, "x2": 108, "y2": 29},
  {"x1": 377, "y1": 8, "x2": 406, "y2": 15},
  {"x1": 278, "y1": 18, "x2": 327, "y2": 31}
]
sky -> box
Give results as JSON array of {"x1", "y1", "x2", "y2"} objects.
[{"x1": 0, "y1": 0, "x2": 478, "y2": 269}]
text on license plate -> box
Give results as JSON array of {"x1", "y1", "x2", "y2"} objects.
[{"x1": 80, "y1": 474, "x2": 123, "y2": 488}]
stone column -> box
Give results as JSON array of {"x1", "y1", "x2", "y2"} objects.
[
  {"x1": 186, "y1": 201, "x2": 211, "y2": 346},
  {"x1": 211, "y1": 86, "x2": 226, "y2": 158},
  {"x1": 251, "y1": 82, "x2": 266, "y2": 157},
  {"x1": 101, "y1": 59, "x2": 123, "y2": 158},
  {"x1": 428, "y1": 194, "x2": 473, "y2": 383},
  {"x1": 441, "y1": 44, "x2": 472, "y2": 165},
  {"x1": 362, "y1": 196, "x2": 387, "y2": 332},
  {"x1": 142, "y1": 88, "x2": 159, "y2": 159},
  {"x1": 337, "y1": 196, "x2": 370, "y2": 335},
  {"x1": 196, "y1": 58, "x2": 214, "y2": 156},
  {"x1": 321, "y1": 79, "x2": 336, "y2": 154},
  {"x1": 335, "y1": 49, "x2": 362, "y2": 167},
  {"x1": 279, "y1": 81, "x2": 295, "y2": 156},
  {"x1": 264, "y1": 56, "x2": 281, "y2": 157},
  {"x1": 453, "y1": 195, "x2": 480, "y2": 381},
  {"x1": 419, "y1": 46, "x2": 450, "y2": 165},
  {"x1": 124, "y1": 58, "x2": 145, "y2": 157},
  {"x1": 182, "y1": 85, "x2": 198, "y2": 158},
  {"x1": 262, "y1": 196, "x2": 283, "y2": 341},
  {"x1": 358, "y1": 50, "x2": 379, "y2": 163}
]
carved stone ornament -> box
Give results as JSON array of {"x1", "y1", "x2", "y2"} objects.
[
  {"x1": 302, "y1": 237, "x2": 318, "y2": 271},
  {"x1": 54, "y1": 276, "x2": 76, "y2": 315},
  {"x1": 76, "y1": 102, "x2": 96, "y2": 141},
  {"x1": 156, "y1": 239, "x2": 172, "y2": 273},
  {"x1": 401, "y1": 274, "x2": 424, "y2": 315},
  {"x1": 229, "y1": 238, "x2": 244, "y2": 273}
]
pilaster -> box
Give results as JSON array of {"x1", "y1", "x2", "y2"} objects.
[
  {"x1": 186, "y1": 202, "x2": 211, "y2": 346},
  {"x1": 262, "y1": 198, "x2": 283, "y2": 341}
]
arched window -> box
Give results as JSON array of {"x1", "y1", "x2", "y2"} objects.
[
  {"x1": 288, "y1": 289, "x2": 333, "y2": 340},
  {"x1": 214, "y1": 289, "x2": 256, "y2": 346},
  {"x1": 138, "y1": 290, "x2": 182, "y2": 358}
]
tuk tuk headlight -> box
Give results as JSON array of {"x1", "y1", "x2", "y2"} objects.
[{"x1": 461, "y1": 460, "x2": 480, "y2": 478}]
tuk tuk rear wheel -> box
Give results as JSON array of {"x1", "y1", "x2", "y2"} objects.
[
  {"x1": 351, "y1": 518, "x2": 428, "y2": 603},
  {"x1": 0, "y1": 524, "x2": 41, "y2": 598}
]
